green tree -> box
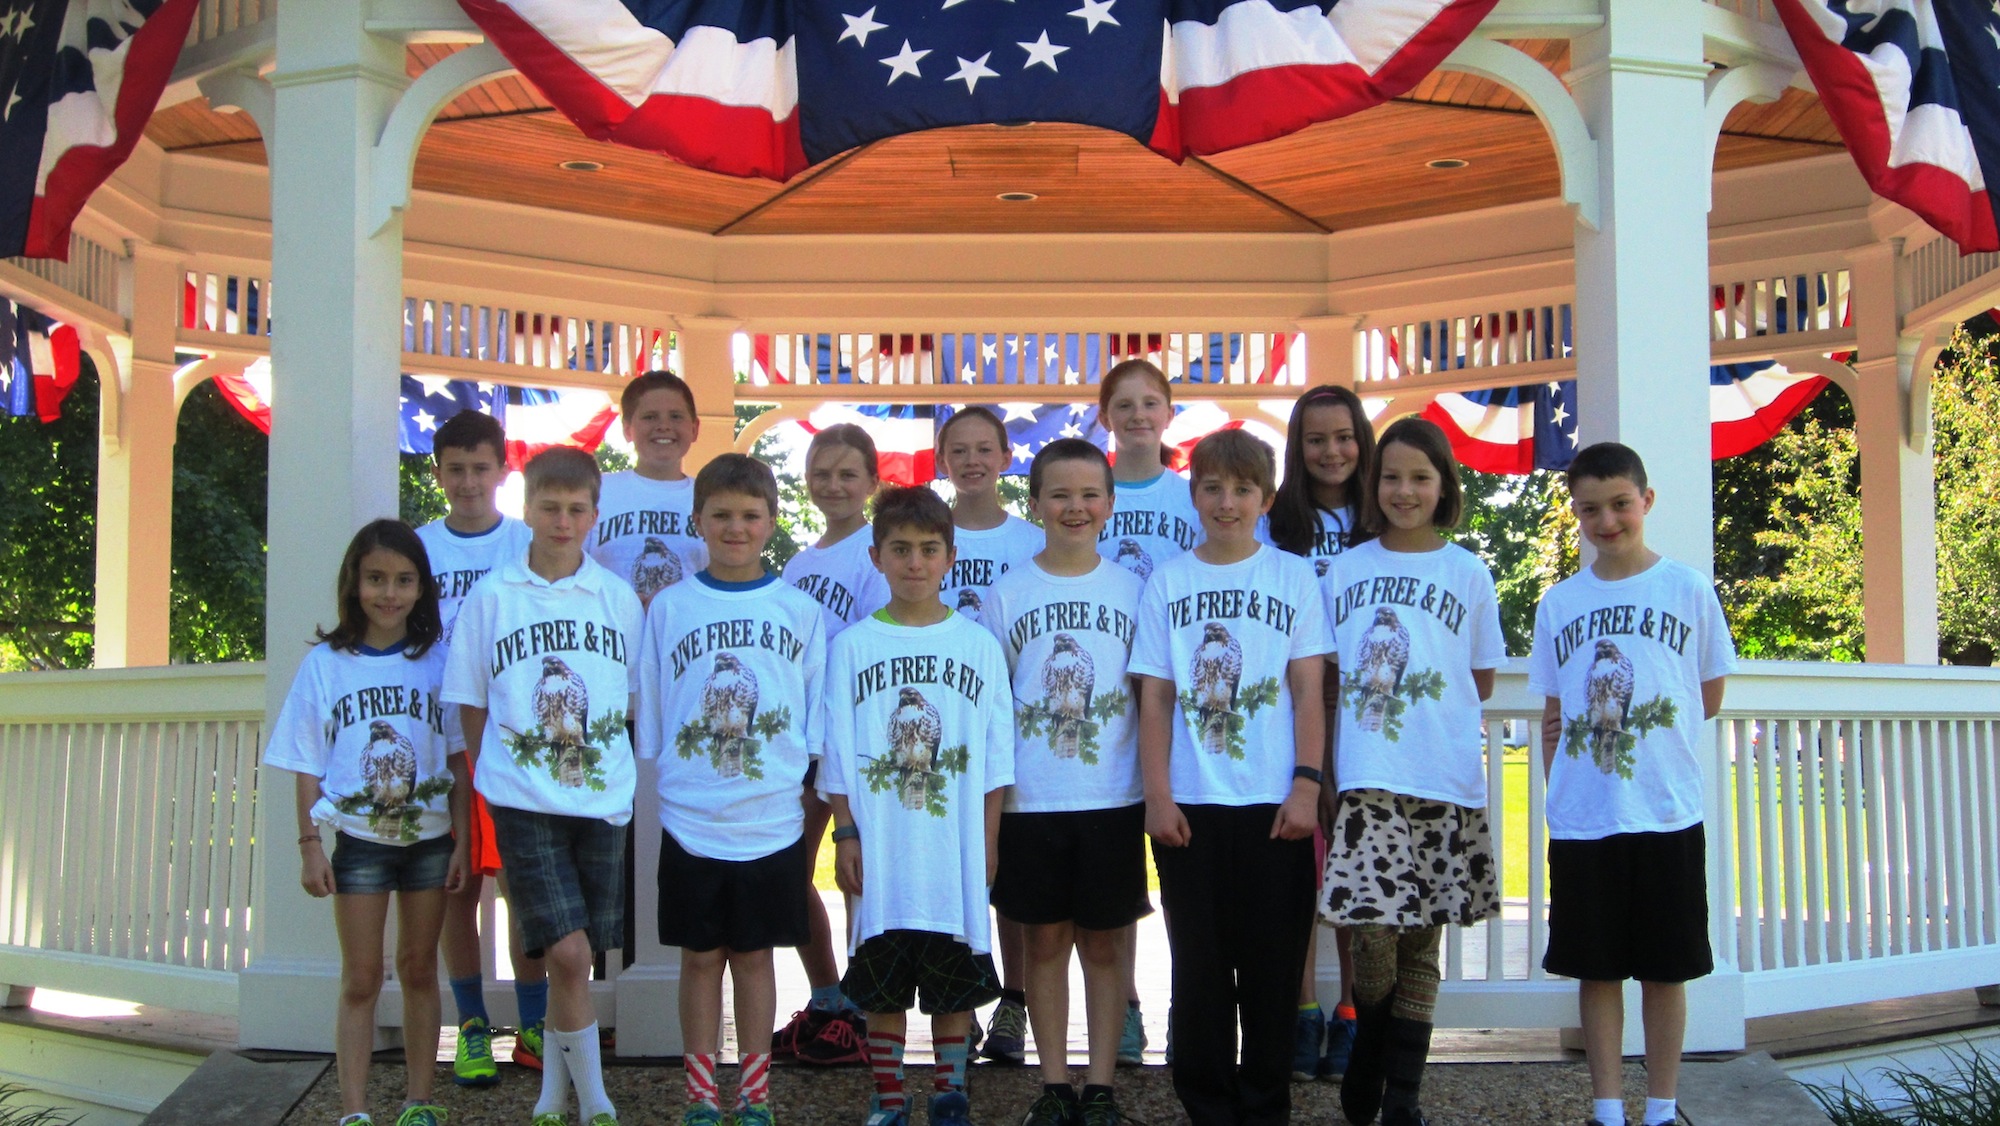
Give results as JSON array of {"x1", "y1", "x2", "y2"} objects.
[
  {"x1": 171, "y1": 381, "x2": 269, "y2": 661},
  {"x1": 0, "y1": 359, "x2": 99, "y2": 669},
  {"x1": 1933, "y1": 326, "x2": 2000, "y2": 664},
  {"x1": 1456, "y1": 467, "x2": 1567, "y2": 655}
]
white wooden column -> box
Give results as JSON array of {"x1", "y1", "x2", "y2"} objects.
[
  {"x1": 676, "y1": 314, "x2": 741, "y2": 475},
  {"x1": 1566, "y1": 0, "x2": 1744, "y2": 1053},
  {"x1": 1845, "y1": 241, "x2": 1938, "y2": 665},
  {"x1": 1295, "y1": 314, "x2": 1363, "y2": 388},
  {"x1": 92, "y1": 245, "x2": 180, "y2": 668},
  {"x1": 237, "y1": 0, "x2": 409, "y2": 1052}
]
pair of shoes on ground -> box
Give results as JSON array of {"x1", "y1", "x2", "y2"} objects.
[
  {"x1": 774, "y1": 1007, "x2": 871, "y2": 1065},
  {"x1": 1117, "y1": 1004, "x2": 1146, "y2": 1067},
  {"x1": 338, "y1": 1110, "x2": 449, "y2": 1126},
  {"x1": 682, "y1": 1103, "x2": 775, "y2": 1126},
  {"x1": 528, "y1": 1114, "x2": 617, "y2": 1126},
  {"x1": 1293, "y1": 1007, "x2": 1359, "y2": 1081},
  {"x1": 862, "y1": 1090, "x2": 971, "y2": 1126},
  {"x1": 1020, "y1": 1086, "x2": 1125, "y2": 1126},
  {"x1": 454, "y1": 1017, "x2": 545, "y2": 1085}
]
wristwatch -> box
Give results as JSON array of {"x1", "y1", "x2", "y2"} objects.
[{"x1": 1292, "y1": 765, "x2": 1325, "y2": 785}]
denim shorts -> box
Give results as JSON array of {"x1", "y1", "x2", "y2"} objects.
[{"x1": 331, "y1": 830, "x2": 454, "y2": 895}]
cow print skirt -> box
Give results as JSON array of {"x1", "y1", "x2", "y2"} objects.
[{"x1": 1319, "y1": 787, "x2": 1500, "y2": 929}]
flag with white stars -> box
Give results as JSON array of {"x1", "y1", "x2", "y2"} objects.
[
  {"x1": 459, "y1": 0, "x2": 1501, "y2": 179},
  {"x1": 1773, "y1": 0, "x2": 2000, "y2": 253},
  {"x1": 937, "y1": 400, "x2": 1109, "y2": 476},
  {"x1": 0, "y1": 0, "x2": 200, "y2": 259}
]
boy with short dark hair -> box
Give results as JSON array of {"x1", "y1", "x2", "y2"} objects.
[
  {"x1": 818, "y1": 486, "x2": 1014, "y2": 1126},
  {"x1": 417, "y1": 409, "x2": 546, "y2": 1083},
  {"x1": 593, "y1": 371, "x2": 709, "y2": 605},
  {"x1": 1529, "y1": 442, "x2": 1735, "y2": 1126},
  {"x1": 1131, "y1": 429, "x2": 1331, "y2": 1126},
  {"x1": 982, "y1": 440, "x2": 1149, "y2": 1126},
  {"x1": 636, "y1": 454, "x2": 826, "y2": 1126},
  {"x1": 443, "y1": 446, "x2": 643, "y2": 1126}
]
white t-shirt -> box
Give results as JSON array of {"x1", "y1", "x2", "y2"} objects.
[
  {"x1": 590, "y1": 471, "x2": 709, "y2": 605},
  {"x1": 267, "y1": 642, "x2": 461, "y2": 845},
  {"x1": 1098, "y1": 471, "x2": 1203, "y2": 582},
  {"x1": 1323, "y1": 540, "x2": 1506, "y2": 809},
  {"x1": 416, "y1": 516, "x2": 534, "y2": 645},
  {"x1": 635, "y1": 573, "x2": 826, "y2": 861},
  {"x1": 818, "y1": 612, "x2": 1014, "y2": 953},
  {"x1": 941, "y1": 514, "x2": 1041, "y2": 619},
  {"x1": 782, "y1": 528, "x2": 890, "y2": 638},
  {"x1": 980, "y1": 558, "x2": 1145, "y2": 813},
  {"x1": 1129, "y1": 545, "x2": 1333, "y2": 806},
  {"x1": 1527, "y1": 558, "x2": 1737, "y2": 840},
  {"x1": 1303, "y1": 507, "x2": 1356, "y2": 577},
  {"x1": 442, "y1": 555, "x2": 643, "y2": 824}
]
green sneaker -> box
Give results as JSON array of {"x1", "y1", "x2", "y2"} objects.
[
  {"x1": 586, "y1": 1116, "x2": 618, "y2": 1126},
  {"x1": 338, "y1": 1116, "x2": 373, "y2": 1126},
  {"x1": 395, "y1": 1107, "x2": 448, "y2": 1126},
  {"x1": 514, "y1": 1021, "x2": 545, "y2": 1070},
  {"x1": 731, "y1": 1104, "x2": 775, "y2": 1126},
  {"x1": 683, "y1": 1108, "x2": 725, "y2": 1126},
  {"x1": 530, "y1": 1116, "x2": 566, "y2": 1126},
  {"x1": 454, "y1": 1017, "x2": 499, "y2": 1087}
]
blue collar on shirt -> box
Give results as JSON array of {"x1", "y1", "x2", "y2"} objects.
[
  {"x1": 356, "y1": 639, "x2": 409, "y2": 656},
  {"x1": 696, "y1": 570, "x2": 776, "y2": 592},
  {"x1": 442, "y1": 516, "x2": 504, "y2": 539}
]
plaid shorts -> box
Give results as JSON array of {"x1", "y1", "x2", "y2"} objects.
[
  {"x1": 485, "y1": 804, "x2": 627, "y2": 958},
  {"x1": 841, "y1": 929, "x2": 1001, "y2": 1016}
]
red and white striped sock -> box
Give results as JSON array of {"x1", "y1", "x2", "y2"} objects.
[
  {"x1": 737, "y1": 1051, "x2": 771, "y2": 1108},
  {"x1": 685, "y1": 1052, "x2": 719, "y2": 1109},
  {"x1": 867, "y1": 1031, "x2": 907, "y2": 1114},
  {"x1": 932, "y1": 1034, "x2": 970, "y2": 1092}
]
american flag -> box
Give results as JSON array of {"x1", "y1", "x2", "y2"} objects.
[
  {"x1": 1774, "y1": 0, "x2": 2000, "y2": 252},
  {"x1": 0, "y1": 296, "x2": 78, "y2": 419},
  {"x1": 0, "y1": 0, "x2": 200, "y2": 259},
  {"x1": 457, "y1": 0, "x2": 1500, "y2": 179}
]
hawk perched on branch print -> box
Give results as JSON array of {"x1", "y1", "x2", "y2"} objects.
[
  {"x1": 1354, "y1": 607, "x2": 1411, "y2": 733},
  {"x1": 956, "y1": 588, "x2": 984, "y2": 616},
  {"x1": 1584, "y1": 639, "x2": 1636, "y2": 773},
  {"x1": 1113, "y1": 539, "x2": 1154, "y2": 581},
  {"x1": 700, "y1": 651, "x2": 760, "y2": 777},
  {"x1": 1042, "y1": 632, "x2": 1096, "y2": 759},
  {"x1": 533, "y1": 655, "x2": 591, "y2": 787},
  {"x1": 887, "y1": 686, "x2": 943, "y2": 810},
  {"x1": 361, "y1": 719, "x2": 418, "y2": 811},
  {"x1": 631, "y1": 536, "x2": 682, "y2": 603},
  {"x1": 1191, "y1": 621, "x2": 1243, "y2": 756}
]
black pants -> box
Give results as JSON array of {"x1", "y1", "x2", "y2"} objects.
[{"x1": 1153, "y1": 803, "x2": 1316, "y2": 1126}]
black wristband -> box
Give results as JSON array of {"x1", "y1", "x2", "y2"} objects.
[
  {"x1": 831, "y1": 824, "x2": 860, "y2": 843},
  {"x1": 1292, "y1": 765, "x2": 1324, "y2": 785}
]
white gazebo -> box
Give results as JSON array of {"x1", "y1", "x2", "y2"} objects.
[{"x1": 2, "y1": 0, "x2": 1997, "y2": 1068}]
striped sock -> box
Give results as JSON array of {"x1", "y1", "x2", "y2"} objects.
[
  {"x1": 867, "y1": 1031, "x2": 907, "y2": 1114},
  {"x1": 933, "y1": 1034, "x2": 970, "y2": 1093},
  {"x1": 685, "y1": 1052, "x2": 719, "y2": 1109},
  {"x1": 737, "y1": 1052, "x2": 772, "y2": 1108}
]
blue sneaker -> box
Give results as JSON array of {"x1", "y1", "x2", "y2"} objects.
[
  {"x1": 927, "y1": 1091, "x2": 972, "y2": 1126},
  {"x1": 862, "y1": 1108, "x2": 908, "y2": 1126},
  {"x1": 1293, "y1": 1007, "x2": 1326, "y2": 1081},
  {"x1": 1116, "y1": 1004, "x2": 1146, "y2": 1066},
  {"x1": 982, "y1": 998, "x2": 1027, "y2": 1065},
  {"x1": 1319, "y1": 1014, "x2": 1357, "y2": 1080}
]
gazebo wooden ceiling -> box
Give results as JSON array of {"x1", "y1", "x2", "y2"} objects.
[{"x1": 144, "y1": 41, "x2": 1840, "y2": 235}]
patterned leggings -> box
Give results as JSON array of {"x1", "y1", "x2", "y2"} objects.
[{"x1": 1351, "y1": 924, "x2": 1442, "y2": 1023}]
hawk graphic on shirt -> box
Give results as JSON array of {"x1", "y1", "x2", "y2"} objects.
[
  {"x1": 361, "y1": 719, "x2": 418, "y2": 812},
  {"x1": 1042, "y1": 633, "x2": 1096, "y2": 759},
  {"x1": 533, "y1": 655, "x2": 591, "y2": 787},
  {"x1": 1353, "y1": 607, "x2": 1412, "y2": 733},
  {"x1": 1584, "y1": 639, "x2": 1636, "y2": 773},
  {"x1": 1113, "y1": 539, "x2": 1153, "y2": 581},
  {"x1": 1191, "y1": 622, "x2": 1243, "y2": 756},
  {"x1": 1315, "y1": 558, "x2": 1332, "y2": 578},
  {"x1": 631, "y1": 536, "x2": 683, "y2": 603},
  {"x1": 955, "y1": 587, "x2": 984, "y2": 615},
  {"x1": 699, "y1": 652, "x2": 760, "y2": 778},
  {"x1": 887, "y1": 686, "x2": 944, "y2": 810}
]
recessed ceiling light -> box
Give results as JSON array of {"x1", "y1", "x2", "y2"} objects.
[
  {"x1": 997, "y1": 191, "x2": 1038, "y2": 202},
  {"x1": 558, "y1": 159, "x2": 605, "y2": 172},
  {"x1": 1426, "y1": 158, "x2": 1469, "y2": 170}
]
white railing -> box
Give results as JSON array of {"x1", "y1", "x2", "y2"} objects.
[
  {"x1": 0, "y1": 664, "x2": 264, "y2": 1014},
  {"x1": 181, "y1": 264, "x2": 271, "y2": 339},
  {"x1": 1711, "y1": 264, "x2": 1850, "y2": 345},
  {"x1": 747, "y1": 330, "x2": 1304, "y2": 392},
  {"x1": 4, "y1": 231, "x2": 127, "y2": 320},
  {"x1": 186, "y1": 0, "x2": 272, "y2": 47},
  {"x1": 1905, "y1": 233, "x2": 2000, "y2": 321},
  {"x1": 401, "y1": 296, "x2": 676, "y2": 380},
  {"x1": 1356, "y1": 304, "x2": 1573, "y2": 390}
]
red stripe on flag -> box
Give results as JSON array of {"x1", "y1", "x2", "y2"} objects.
[
  {"x1": 32, "y1": 323, "x2": 80, "y2": 422},
  {"x1": 503, "y1": 403, "x2": 620, "y2": 473},
  {"x1": 212, "y1": 372, "x2": 273, "y2": 433},
  {"x1": 1422, "y1": 401, "x2": 1533, "y2": 474},
  {"x1": 1711, "y1": 376, "x2": 1829, "y2": 460}
]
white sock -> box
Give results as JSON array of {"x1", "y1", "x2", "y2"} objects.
[
  {"x1": 1593, "y1": 1097, "x2": 1626, "y2": 1126},
  {"x1": 1644, "y1": 1096, "x2": 1676, "y2": 1125},
  {"x1": 552, "y1": 1022, "x2": 616, "y2": 1122},
  {"x1": 534, "y1": 1024, "x2": 572, "y2": 1118}
]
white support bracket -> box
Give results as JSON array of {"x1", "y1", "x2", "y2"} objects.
[
  {"x1": 1770, "y1": 349, "x2": 1859, "y2": 404},
  {"x1": 369, "y1": 41, "x2": 514, "y2": 236},
  {"x1": 197, "y1": 68, "x2": 277, "y2": 144},
  {"x1": 1702, "y1": 61, "x2": 1796, "y2": 212},
  {"x1": 1901, "y1": 323, "x2": 1951, "y2": 450},
  {"x1": 1439, "y1": 38, "x2": 1600, "y2": 230}
]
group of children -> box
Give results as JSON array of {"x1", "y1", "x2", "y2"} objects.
[{"x1": 274, "y1": 363, "x2": 1735, "y2": 1126}]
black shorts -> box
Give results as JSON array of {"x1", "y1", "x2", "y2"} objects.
[
  {"x1": 486, "y1": 805, "x2": 627, "y2": 959},
  {"x1": 657, "y1": 829, "x2": 813, "y2": 952},
  {"x1": 1544, "y1": 823, "x2": 1713, "y2": 983},
  {"x1": 841, "y1": 930, "x2": 1002, "y2": 1016},
  {"x1": 991, "y1": 804, "x2": 1153, "y2": 930}
]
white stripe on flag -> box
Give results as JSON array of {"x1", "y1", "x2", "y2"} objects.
[
  {"x1": 498, "y1": 0, "x2": 798, "y2": 115},
  {"x1": 1170, "y1": 0, "x2": 1457, "y2": 91}
]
